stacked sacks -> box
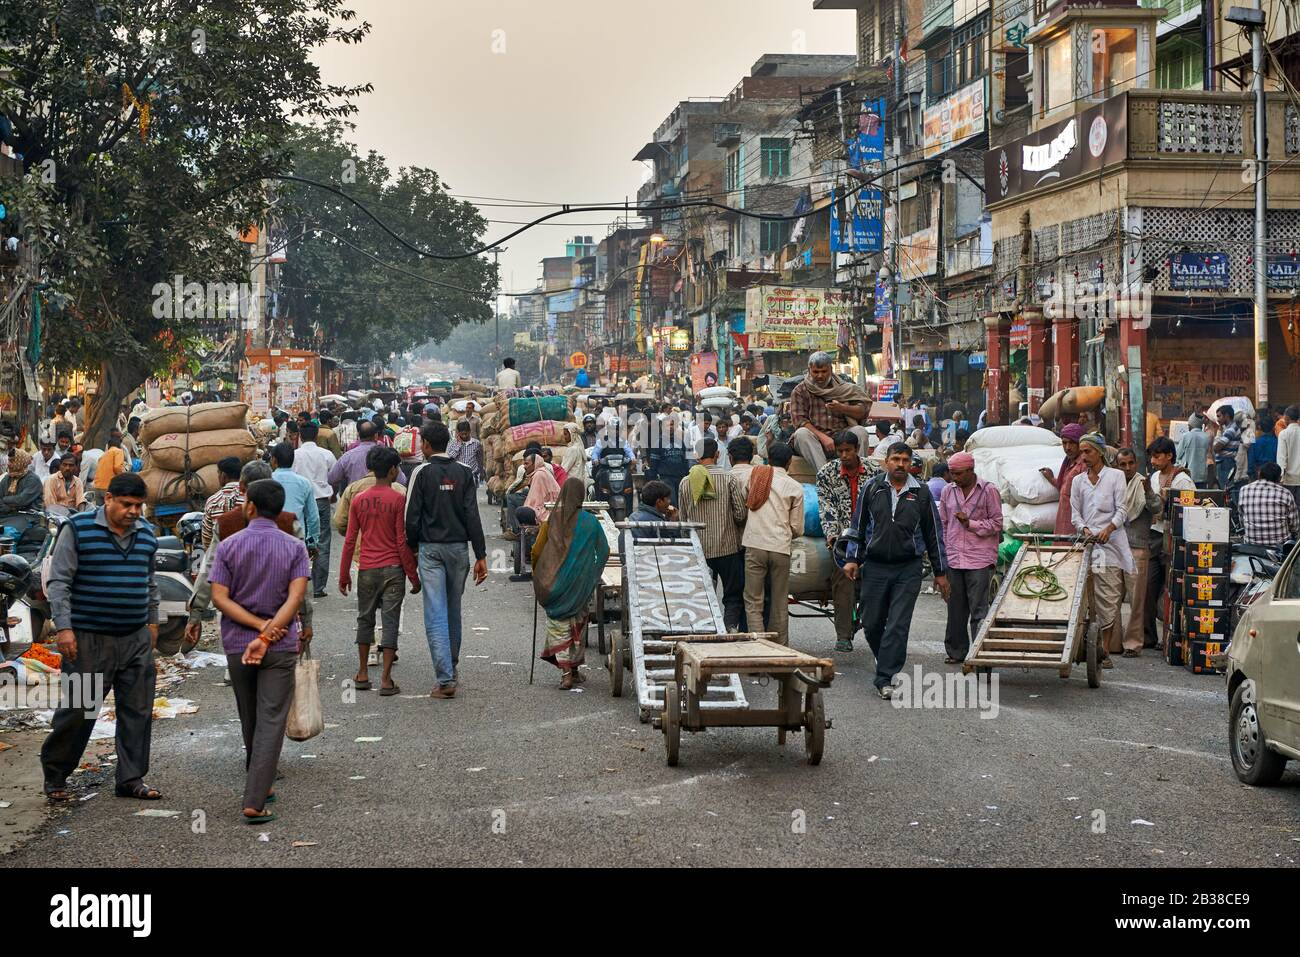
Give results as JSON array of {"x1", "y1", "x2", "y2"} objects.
[
  {"x1": 137, "y1": 401, "x2": 259, "y2": 504},
  {"x1": 964, "y1": 425, "x2": 1063, "y2": 533}
]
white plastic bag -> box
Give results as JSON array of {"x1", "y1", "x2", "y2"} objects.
[{"x1": 285, "y1": 647, "x2": 323, "y2": 742}]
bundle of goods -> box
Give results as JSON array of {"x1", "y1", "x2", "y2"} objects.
[
  {"x1": 1036, "y1": 386, "x2": 1105, "y2": 426},
  {"x1": 964, "y1": 425, "x2": 1064, "y2": 534},
  {"x1": 696, "y1": 385, "x2": 737, "y2": 413},
  {"x1": 137, "y1": 401, "x2": 258, "y2": 505},
  {"x1": 454, "y1": 379, "x2": 490, "y2": 396},
  {"x1": 789, "y1": 536, "x2": 834, "y2": 601},
  {"x1": 1160, "y1": 488, "x2": 1231, "y2": 674},
  {"x1": 501, "y1": 419, "x2": 573, "y2": 454}
]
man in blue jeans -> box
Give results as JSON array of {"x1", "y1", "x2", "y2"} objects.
[
  {"x1": 404, "y1": 423, "x2": 487, "y2": 698},
  {"x1": 840, "y1": 442, "x2": 949, "y2": 698}
]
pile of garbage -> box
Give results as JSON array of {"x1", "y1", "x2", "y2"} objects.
[
  {"x1": 137, "y1": 401, "x2": 259, "y2": 504},
  {"x1": 964, "y1": 425, "x2": 1064, "y2": 532}
]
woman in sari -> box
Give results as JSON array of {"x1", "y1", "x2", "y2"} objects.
[
  {"x1": 532, "y1": 478, "x2": 610, "y2": 689},
  {"x1": 1042, "y1": 422, "x2": 1087, "y2": 536}
]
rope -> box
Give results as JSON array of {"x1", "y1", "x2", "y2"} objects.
[{"x1": 1010, "y1": 537, "x2": 1086, "y2": 602}]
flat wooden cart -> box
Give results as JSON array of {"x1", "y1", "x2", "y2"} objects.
[
  {"x1": 591, "y1": 507, "x2": 622, "y2": 655},
  {"x1": 655, "y1": 634, "x2": 835, "y2": 766},
  {"x1": 963, "y1": 536, "x2": 1103, "y2": 687}
]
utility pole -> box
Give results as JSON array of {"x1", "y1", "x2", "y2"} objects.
[
  {"x1": 1228, "y1": 6, "x2": 1269, "y2": 409},
  {"x1": 492, "y1": 246, "x2": 507, "y2": 358}
]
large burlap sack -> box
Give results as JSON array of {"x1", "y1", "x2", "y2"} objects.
[
  {"x1": 1005, "y1": 501, "x2": 1058, "y2": 533},
  {"x1": 503, "y1": 420, "x2": 571, "y2": 453},
  {"x1": 963, "y1": 425, "x2": 1062, "y2": 451},
  {"x1": 140, "y1": 464, "x2": 221, "y2": 504},
  {"x1": 789, "y1": 536, "x2": 834, "y2": 601},
  {"x1": 148, "y1": 428, "x2": 259, "y2": 472},
  {"x1": 139, "y1": 402, "x2": 249, "y2": 446}
]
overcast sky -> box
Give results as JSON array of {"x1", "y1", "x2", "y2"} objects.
[{"x1": 312, "y1": 0, "x2": 855, "y2": 307}]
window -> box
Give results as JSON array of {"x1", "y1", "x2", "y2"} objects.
[
  {"x1": 1043, "y1": 35, "x2": 1074, "y2": 112},
  {"x1": 1004, "y1": 51, "x2": 1029, "y2": 111},
  {"x1": 928, "y1": 14, "x2": 989, "y2": 105},
  {"x1": 1156, "y1": 39, "x2": 1204, "y2": 90},
  {"x1": 729, "y1": 218, "x2": 744, "y2": 259},
  {"x1": 1091, "y1": 28, "x2": 1137, "y2": 98},
  {"x1": 761, "y1": 219, "x2": 789, "y2": 252},
  {"x1": 760, "y1": 138, "x2": 790, "y2": 178},
  {"x1": 726, "y1": 149, "x2": 741, "y2": 195}
]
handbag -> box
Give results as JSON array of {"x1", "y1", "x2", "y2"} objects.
[{"x1": 285, "y1": 645, "x2": 323, "y2": 741}]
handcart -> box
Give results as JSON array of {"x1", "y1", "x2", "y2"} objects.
[
  {"x1": 609, "y1": 521, "x2": 748, "y2": 722},
  {"x1": 591, "y1": 507, "x2": 622, "y2": 656},
  {"x1": 963, "y1": 534, "x2": 1102, "y2": 687},
  {"x1": 655, "y1": 634, "x2": 835, "y2": 766}
]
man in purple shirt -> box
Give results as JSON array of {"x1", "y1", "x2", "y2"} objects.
[
  {"x1": 937, "y1": 452, "x2": 1003, "y2": 664},
  {"x1": 328, "y1": 419, "x2": 408, "y2": 492},
  {"x1": 209, "y1": 479, "x2": 311, "y2": 825}
]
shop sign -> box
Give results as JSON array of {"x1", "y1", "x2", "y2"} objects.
[
  {"x1": 830, "y1": 186, "x2": 884, "y2": 252},
  {"x1": 1169, "y1": 252, "x2": 1229, "y2": 290},
  {"x1": 1267, "y1": 257, "x2": 1300, "y2": 289},
  {"x1": 669, "y1": 329, "x2": 691, "y2": 353},
  {"x1": 743, "y1": 285, "x2": 849, "y2": 352},
  {"x1": 1009, "y1": 320, "x2": 1029, "y2": 348},
  {"x1": 985, "y1": 94, "x2": 1128, "y2": 203},
  {"x1": 877, "y1": 378, "x2": 901, "y2": 401},
  {"x1": 934, "y1": 356, "x2": 945, "y2": 371},
  {"x1": 967, "y1": 352, "x2": 987, "y2": 368},
  {"x1": 923, "y1": 81, "x2": 985, "y2": 158},
  {"x1": 848, "y1": 98, "x2": 886, "y2": 168}
]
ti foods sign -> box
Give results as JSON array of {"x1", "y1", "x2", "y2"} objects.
[{"x1": 985, "y1": 94, "x2": 1128, "y2": 204}]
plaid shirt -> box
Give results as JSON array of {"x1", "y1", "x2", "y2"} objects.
[
  {"x1": 1238, "y1": 479, "x2": 1300, "y2": 546},
  {"x1": 447, "y1": 437, "x2": 486, "y2": 483},
  {"x1": 789, "y1": 381, "x2": 864, "y2": 434},
  {"x1": 815, "y1": 457, "x2": 880, "y2": 541},
  {"x1": 201, "y1": 481, "x2": 244, "y2": 549}
]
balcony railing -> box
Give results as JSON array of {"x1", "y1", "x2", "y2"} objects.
[{"x1": 1128, "y1": 90, "x2": 1295, "y2": 161}]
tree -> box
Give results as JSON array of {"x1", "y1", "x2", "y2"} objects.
[
  {"x1": 276, "y1": 122, "x2": 496, "y2": 365},
  {"x1": 0, "y1": 0, "x2": 371, "y2": 447}
]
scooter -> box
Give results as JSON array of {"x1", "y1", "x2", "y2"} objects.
[
  {"x1": 593, "y1": 447, "x2": 634, "y2": 523},
  {"x1": 1228, "y1": 539, "x2": 1293, "y2": 631}
]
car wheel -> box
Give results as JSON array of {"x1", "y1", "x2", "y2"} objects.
[{"x1": 1229, "y1": 683, "x2": 1287, "y2": 786}]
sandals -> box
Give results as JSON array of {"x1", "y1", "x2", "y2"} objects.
[
  {"x1": 378, "y1": 683, "x2": 401, "y2": 696},
  {"x1": 943, "y1": 656, "x2": 961, "y2": 665},
  {"x1": 44, "y1": 785, "x2": 73, "y2": 803},
  {"x1": 559, "y1": 672, "x2": 575, "y2": 690},
  {"x1": 243, "y1": 810, "x2": 277, "y2": 825},
  {"x1": 115, "y1": 782, "x2": 162, "y2": 800},
  {"x1": 1122, "y1": 649, "x2": 1141, "y2": 658}
]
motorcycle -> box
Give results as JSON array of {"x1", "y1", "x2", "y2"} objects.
[
  {"x1": 1228, "y1": 539, "x2": 1294, "y2": 632},
  {"x1": 593, "y1": 447, "x2": 634, "y2": 523}
]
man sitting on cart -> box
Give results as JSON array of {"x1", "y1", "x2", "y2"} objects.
[
  {"x1": 788, "y1": 352, "x2": 873, "y2": 470},
  {"x1": 1070, "y1": 433, "x2": 1134, "y2": 672}
]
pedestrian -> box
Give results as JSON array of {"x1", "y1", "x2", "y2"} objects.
[
  {"x1": 1249, "y1": 412, "x2": 1277, "y2": 478},
  {"x1": 1110, "y1": 448, "x2": 1162, "y2": 657},
  {"x1": 33, "y1": 438, "x2": 56, "y2": 482},
  {"x1": 339, "y1": 446, "x2": 419, "y2": 696},
  {"x1": 840, "y1": 442, "x2": 949, "y2": 698},
  {"x1": 270, "y1": 442, "x2": 320, "y2": 557},
  {"x1": 122, "y1": 417, "x2": 142, "y2": 461},
  {"x1": 44, "y1": 454, "x2": 87, "y2": 511},
  {"x1": 741, "y1": 442, "x2": 804, "y2": 645},
  {"x1": 1070, "y1": 433, "x2": 1134, "y2": 671},
  {"x1": 0, "y1": 449, "x2": 44, "y2": 517},
  {"x1": 1212, "y1": 406, "x2": 1241, "y2": 489},
  {"x1": 677, "y1": 438, "x2": 746, "y2": 631},
  {"x1": 496, "y1": 357, "x2": 522, "y2": 390},
  {"x1": 293, "y1": 422, "x2": 337, "y2": 597},
  {"x1": 200, "y1": 457, "x2": 245, "y2": 550},
  {"x1": 208, "y1": 479, "x2": 312, "y2": 825},
  {"x1": 1041, "y1": 423, "x2": 1087, "y2": 535},
  {"x1": 1238, "y1": 462, "x2": 1300, "y2": 547},
  {"x1": 316, "y1": 412, "x2": 344, "y2": 458},
  {"x1": 447, "y1": 419, "x2": 486, "y2": 485},
  {"x1": 405, "y1": 423, "x2": 488, "y2": 699},
  {"x1": 532, "y1": 476, "x2": 610, "y2": 689},
  {"x1": 937, "y1": 451, "x2": 1002, "y2": 664},
  {"x1": 40, "y1": 473, "x2": 162, "y2": 803},
  {"x1": 328, "y1": 420, "x2": 406, "y2": 490},
  {"x1": 647, "y1": 414, "x2": 691, "y2": 506},
  {"x1": 814, "y1": 430, "x2": 877, "y2": 652},
  {"x1": 1175, "y1": 414, "x2": 1213, "y2": 488},
  {"x1": 1278, "y1": 405, "x2": 1300, "y2": 509},
  {"x1": 927, "y1": 460, "x2": 948, "y2": 500}
]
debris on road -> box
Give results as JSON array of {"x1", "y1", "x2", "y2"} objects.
[{"x1": 132, "y1": 809, "x2": 181, "y2": 818}]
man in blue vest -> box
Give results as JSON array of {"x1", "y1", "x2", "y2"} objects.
[{"x1": 40, "y1": 472, "x2": 163, "y2": 802}]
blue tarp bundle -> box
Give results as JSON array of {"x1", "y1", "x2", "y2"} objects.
[{"x1": 802, "y1": 483, "x2": 823, "y2": 537}]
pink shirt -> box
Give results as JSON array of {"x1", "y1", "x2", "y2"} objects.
[{"x1": 938, "y1": 478, "x2": 1003, "y2": 570}]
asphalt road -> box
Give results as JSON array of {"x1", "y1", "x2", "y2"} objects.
[{"x1": 5, "y1": 492, "x2": 1299, "y2": 867}]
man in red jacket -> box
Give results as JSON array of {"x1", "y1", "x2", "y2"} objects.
[{"x1": 339, "y1": 446, "x2": 420, "y2": 696}]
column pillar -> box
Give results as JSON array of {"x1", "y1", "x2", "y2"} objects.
[
  {"x1": 1024, "y1": 305, "x2": 1047, "y2": 415},
  {"x1": 1118, "y1": 312, "x2": 1150, "y2": 453},
  {"x1": 984, "y1": 312, "x2": 1010, "y2": 425},
  {"x1": 1051, "y1": 314, "x2": 1078, "y2": 393}
]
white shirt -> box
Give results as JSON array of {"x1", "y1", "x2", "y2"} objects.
[
  {"x1": 1148, "y1": 469, "x2": 1195, "y2": 534},
  {"x1": 32, "y1": 453, "x2": 54, "y2": 482},
  {"x1": 292, "y1": 441, "x2": 336, "y2": 499},
  {"x1": 496, "y1": 368, "x2": 522, "y2": 389},
  {"x1": 1071, "y1": 465, "x2": 1135, "y2": 574},
  {"x1": 1279, "y1": 422, "x2": 1300, "y2": 486},
  {"x1": 79, "y1": 448, "x2": 104, "y2": 484}
]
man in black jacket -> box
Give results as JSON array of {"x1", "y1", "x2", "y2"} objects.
[
  {"x1": 841, "y1": 442, "x2": 949, "y2": 698},
  {"x1": 405, "y1": 423, "x2": 487, "y2": 699}
]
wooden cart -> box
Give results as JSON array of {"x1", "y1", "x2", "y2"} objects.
[
  {"x1": 591, "y1": 507, "x2": 622, "y2": 656},
  {"x1": 655, "y1": 634, "x2": 835, "y2": 766},
  {"x1": 963, "y1": 536, "x2": 1102, "y2": 687}
]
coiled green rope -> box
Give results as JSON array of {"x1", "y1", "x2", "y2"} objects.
[{"x1": 1011, "y1": 563, "x2": 1069, "y2": 601}]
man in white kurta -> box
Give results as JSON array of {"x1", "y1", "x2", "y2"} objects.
[{"x1": 1070, "y1": 433, "x2": 1135, "y2": 670}]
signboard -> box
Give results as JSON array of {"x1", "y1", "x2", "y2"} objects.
[
  {"x1": 1009, "y1": 320, "x2": 1030, "y2": 348},
  {"x1": 985, "y1": 94, "x2": 1128, "y2": 204},
  {"x1": 569, "y1": 351, "x2": 588, "y2": 368},
  {"x1": 1169, "y1": 252, "x2": 1230, "y2": 290},
  {"x1": 690, "y1": 352, "x2": 719, "y2": 393},
  {"x1": 1268, "y1": 257, "x2": 1300, "y2": 289},
  {"x1": 743, "y1": 286, "x2": 850, "y2": 352},
  {"x1": 877, "y1": 378, "x2": 901, "y2": 401},
  {"x1": 923, "y1": 81, "x2": 986, "y2": 158},
  {"x1": 830, "y1": 186, "x2": 884, "y2": 253},
  {"x1": 669, "y1": 329, "x2": 691, "y2": 353},
  {"x1": 848, "y1": 98, "x2": 886, "y2": 168}
]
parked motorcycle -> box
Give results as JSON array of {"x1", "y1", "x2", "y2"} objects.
[
  {"x1": 1228, "y1": 539, "x2": 1294, "y2": 632},
  {"x1": 593, "y1": 447, "x2": 634, "y2": 523}
]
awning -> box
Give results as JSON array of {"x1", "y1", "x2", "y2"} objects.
[{"x1": 632, "y1": 141, "x2": 672, "y2": 163}]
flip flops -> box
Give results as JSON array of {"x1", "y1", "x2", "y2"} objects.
[
  {"x1": 378, "y1": 684, "x2": 401, "y2": 696},
  {"x1": 353, "y1": 679, "x2": 373, "y2": 691},
  {"x1": 243, "y1": 811, "x2": 277, "y2": 825},
  {"x1": 115, "y1": 782, "x2": 162, "y2": 800}
]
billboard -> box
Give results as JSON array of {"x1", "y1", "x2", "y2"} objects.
[
  {"x1": 744, "y1": 286, "x2": 850, "y2": 352},
  {"x1": 848, "y1": 98, "x2": 887, "y2": 168},
  {"x1": 830, "y1": 186, "x2": 884, "y2": 253},
  {"x1": 923, "y1": 81, "x2": 986, "y2": 158}
]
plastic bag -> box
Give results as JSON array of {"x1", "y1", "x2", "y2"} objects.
[{"x1": 285, "y1": 648, "x2": 323, "y2": 742}]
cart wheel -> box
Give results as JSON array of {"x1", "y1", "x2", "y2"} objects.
[
  {"x1": 595, "y1": 590, "x2": 608, "y2": 656},
  {"x1": 1085, "y1": 622, "x2": 1102, "y2": 689},
  {"x1": 804, "y1": 691, "x2": 825, "y2": 766},
  {"x1": 609, "y1": 628, "x2": 624, "y2": 697},
  {"x1": 512, "y1": 534, "x2": 523, "y2": 576},
  {"x1": 663, "y1": 681, "x2": 680, "y2": 767}
]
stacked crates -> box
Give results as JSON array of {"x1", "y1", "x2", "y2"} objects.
[{"x1": 1162, "y1": 489, "x2": 1230, "y2": 674}]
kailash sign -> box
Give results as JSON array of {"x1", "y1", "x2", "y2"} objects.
[{"x1": 744, "y1": 286, "x2": 850, "y2": 352}]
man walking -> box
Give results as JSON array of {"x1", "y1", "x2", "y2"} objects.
[
  {"x1": 328, "y1": 420, "x2": 407, "y2": 491},
  {"x1": 1175, "y1": 414, "x2": 1213, "y2": 488},
  {"x1": 496, "y1": 357, "x2": 522, "y2": 390},
  {"x1": 1212, "y1": 406, "x2": 1241, "y2": 490},
  {"x1": 1278, "y1": 405, "x2": 1300, "y2": 509},
  {"x1": 446, "y1": 419, "x2": 486, "y2": 485},
  {"x1": 1111, "y1": 448, "x2": 1163, "y2": 657},
  {"x1": 815, "y1": 431, "x2": 877, "y2": 652},
  {"x1": 841, "y1": 442, "x2": 949, "y2": 698},
  {"x1": 270, "y1": 443, "x2": 320, "y2": 556},
  {"x1": 41, "y1": 474, "x2": 162, "y2": 802},
  {"x1": 208, "y1": 479, "x2": 311, "y2": 824},
  {"x1": 676, "y1": 438, "x2": 745, "y2": 631},
  {"x1": 405, "y1": 423, "x2": 487, "y2": 699},
  {"x1": 201, "y1": 457, "x2": 245, "y2": 550},
  {"x1": 740, "y1": 442, "x2": 804, "y2": 644},
  {"x1": 294, "y1": 422, "x2": 338, "y2": 598},
  {"x1": 937, "y1": 451, "x2": 1002, "y2": 664},
  {"x1": 340, "y1": 447, "x2": 419, "y2": 696},
  {"x1": 1071, "y1": 433, "x2": 1134, "y2": 671}
]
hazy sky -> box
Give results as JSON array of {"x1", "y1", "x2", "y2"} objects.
[{"x1": 312, "y1": 0, "x2": 855, "y2": 304}]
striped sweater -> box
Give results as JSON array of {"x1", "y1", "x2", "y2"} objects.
[{"x1": 65, "y1": 511, "x2": 158, "y2": 636}]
